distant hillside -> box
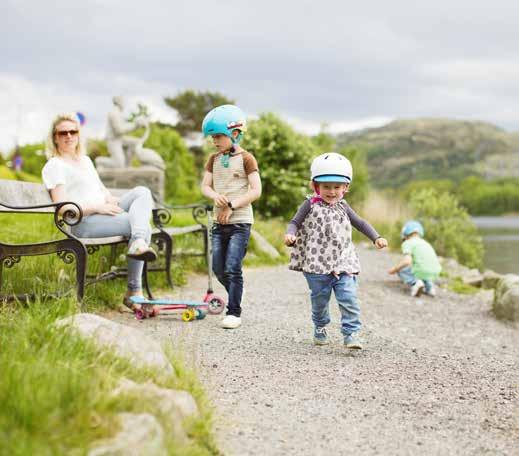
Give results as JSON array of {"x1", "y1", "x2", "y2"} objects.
[{"x1": 336, "y1": 118, "x2": 519, "y2": 187}]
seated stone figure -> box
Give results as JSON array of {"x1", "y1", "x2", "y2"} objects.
[{"x1": 96, "y1": 96, "x2": 165, "y2": 171}]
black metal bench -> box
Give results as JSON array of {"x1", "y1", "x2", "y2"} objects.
[{"x1": 0, "y1": 179, "x2": 209, "y2": 305}]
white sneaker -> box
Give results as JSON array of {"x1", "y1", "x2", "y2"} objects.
[
  {"x1": 410, "y1": 279, "x2": 425, "y2": 297},
  {"x1": 426, "y1": 284, "x2": 436, "y2": 297},
  {"x1": 221, "y1": 315, "x2": 242, "y2": 329}
]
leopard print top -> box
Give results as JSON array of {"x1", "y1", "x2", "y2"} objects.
[{"x1": 289, "y1": 200, "x2": 361, "y2": 275}]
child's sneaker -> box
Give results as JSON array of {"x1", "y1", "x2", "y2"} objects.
[
  {"x1": 313, "y1": 326, "x2": 329, "y2": 345},
  {"x1": 410, "y1": 279, "x2": 425, "y2": 297},
  {"x1": 344, "y1": 332, "x2": 363, "y2": 349},
  {"x1": 425, "y1": 284, "x2": 436, "y2": 297},
  {"x1": 221, "y1": 315, "x2": 241, "y2": 329}
]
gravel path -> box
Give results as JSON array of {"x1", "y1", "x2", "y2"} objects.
[{"x1": 111, "y1": 246, "x2": 519, "y2": 456}]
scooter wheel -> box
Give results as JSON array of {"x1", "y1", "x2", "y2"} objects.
[
  {"x1": 134, "y1": 309, "x2": 145, "y2": 320},
  {"x1": 195, "y1": 309, "x2": 207, "y2": 320},
  {"x1": 181, "y1": 310, "x2": 192, "y2": 322},
  {"x1": 207, "y1": 297, "x2": 225, "y2": 315},
  {"x1": 149, "y1": 307, "x2": 159, "y2": 317}
]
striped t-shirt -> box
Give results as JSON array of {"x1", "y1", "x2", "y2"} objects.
[{"x1": 205, "y1": 148, "x2": 259, "y2": 224}]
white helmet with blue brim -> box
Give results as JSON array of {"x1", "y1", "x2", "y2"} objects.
[{"x1": 311, "y1": 152, "x2": 353, "y2": 183}]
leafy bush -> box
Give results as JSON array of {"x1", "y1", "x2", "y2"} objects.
[
  {"x1": 407, "y1": 188, "x2": 484, "y2": 269},
  {"x1": 240, "y1": 113, "x2": 320, "y2": 219},
  {"x1": 338, "y1": 145, "x2": 370, "y2": 208},
  {"x1": 143, "y1": 123, "x2": 200, "y2": 203},
  {"x1": 14, "y1": 143, "x2": 46, "y2": 177},
  {"x1": 458, "y1": 176, "x2": 519, "y2": 215}
]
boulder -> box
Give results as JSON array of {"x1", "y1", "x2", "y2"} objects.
[
  {"x1": 462, "y1": 269, "x2": 483, "y2": 288},
  {"x1": 56, "y1": 314, "x2": 173, "y2": 375},
  {"x1": 482, "y1": 269, "x2": 503, "y2": 289},
  {"x1": 493, "y1": 274, "x2": 519, "y2": 321},
  {"x1": 111, "y1": 378, "x2": 199, "y2": 444},
  {"x1": 251, "y1": 229, "x2": 280, "y2": 258},
  {"x1": 88, "y1": 413, "x2": 166, "y2": 456},
  {"x1": 440, "y1": 257, "x2": 473, "y2": 278}
]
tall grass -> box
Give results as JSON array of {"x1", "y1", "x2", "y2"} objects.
[
  {"x1": 352, "y1": 191, "x2": 408, "y2": 248},
  {"x1": 0, "y1": 299, "x2": 219, "y2": 455}
]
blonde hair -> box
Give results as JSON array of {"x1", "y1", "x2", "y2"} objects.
[{"x1": 45, "y1": 113, "x2": 85, "y2": 158}]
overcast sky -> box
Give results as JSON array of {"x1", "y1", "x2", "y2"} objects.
[{"x1": 1, "y1": 0, "x2": 519, "y2": 151}]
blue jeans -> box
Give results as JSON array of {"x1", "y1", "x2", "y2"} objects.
[
  {"x1": 72, "y1": 186, "x2": 153, "y2": 291},
  {"x1": 397, "y1": 267, "x2": 434, "y2": 294},
  {"x1": 303, "y1": 272, "x2": 360, "y2": 336},
  {"x1": 211, "y1": 223, "x2": 251, "y2": 317}
]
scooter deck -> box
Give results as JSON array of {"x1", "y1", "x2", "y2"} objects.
[{"x1": 130, "y1": 296, "x2": 207, "y2": 307}]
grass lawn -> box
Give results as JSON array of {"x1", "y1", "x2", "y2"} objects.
[{"x1": 0, "y1": 209, "x2": 286, "y2": 454}]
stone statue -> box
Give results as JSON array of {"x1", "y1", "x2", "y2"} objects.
[{"x1": 96, "y1": 96, "x2": 165, "y2": 171}]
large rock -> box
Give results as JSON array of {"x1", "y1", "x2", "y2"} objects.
[
  {"x1": 112, "y1": 378, "x2": 199, "y2": 444},
  {"x1": 56, "y1": 313, "x2": 173, "y2": 374},
  {"x1": 440, "y1": 257, "x2": 473, "y2": 278},
  {"x1": 493, "y1": 274, "x2": 519, "y2": 321},
  {"x1": 88, "y1": 413, "x2": 166, "y2": 456},
  {"x1": 482, "y1": 269, "x2": 503, "y2": 289},
  {"x1": 251, "y1": 229, "x2": 280, "y2": 259}
]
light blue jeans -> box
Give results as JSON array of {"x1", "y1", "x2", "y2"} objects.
[
  {"x1": 397, "y1": 266, "x2": 434, "y2": 294},
  {"x1": 303, "y1": 272, "x2": 360, "y2": 336},
  {"x1": 72, "y1": 186, "x2": 153, "y2": 291}
]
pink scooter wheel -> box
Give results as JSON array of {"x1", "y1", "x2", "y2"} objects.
[{"x1": 206, "y1": 296, "x2": 225, "y2": 315}]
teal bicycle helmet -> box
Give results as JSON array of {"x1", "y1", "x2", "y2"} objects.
[
  {"x1": 401, "y1": 220, "x2": 424, "y2": 239},
  {"x1": 202, "y1": 104, "x2": 247, "y2": 144}
]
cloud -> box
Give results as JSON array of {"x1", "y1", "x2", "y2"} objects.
[{"x1": 2, "y1": 0, "x2": 519, "y2": 152}]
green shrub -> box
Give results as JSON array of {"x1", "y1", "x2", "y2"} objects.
[
  {"x1": 407, "y1": 188, "x2": 484, "y2": 269},
  {"x1": 458, "y1": 176, "x2": 519, "y2": 215},
  {"x1": 338, "y1": 145, "x2": 370, "y2": 208},
  {"x1": 143, "y1": 123, "x2": 200, "y2": 203},
  {"x1": 240, "y1": 113, "x2": 320, "y2": 219},
  {"x1": 16, "y1": 143, "x2": 47, "y2": 177}
]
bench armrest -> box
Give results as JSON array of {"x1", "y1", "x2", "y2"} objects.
[
  {"x1": 152, "y1": 201, "x2": 213, "y2": 228},
  {"x1": 0, "y1": 200, "x2": 84, "y2": 236}
]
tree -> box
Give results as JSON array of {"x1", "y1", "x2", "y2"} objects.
[
  {"x1": 408, "y1": 188, "x2": 484, "y2": 269},
  {"x1": 337, "y1": 145, "x2": 370, "y2": 208},
  {"x1": 240, "y1": 113, "x2": 320, "y2": 219},
  {"x1": 164, "y1": 90, "x2": 234, "y2": 135}
]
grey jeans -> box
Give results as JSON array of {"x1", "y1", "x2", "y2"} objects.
[{"x1": 72, "y1": 186, "x2": 153, "y2": 291}]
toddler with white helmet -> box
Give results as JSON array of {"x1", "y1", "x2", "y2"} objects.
[
  {"x1": 201, "y1": 105, "x2": 262, "y2": 329},
  {"x1": 285, "y1": 152, "x2": 388, "y2": 349},
  {"x1": 388, "y1": 220, "x2": 442, "y2": 297}
]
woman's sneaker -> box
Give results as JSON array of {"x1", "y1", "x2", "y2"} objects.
[
  {"x1": 410, "y1": 279, "x2": 425, "y2": 297},
  {"x1": 127, "y1": 238, "x2": 157, "y2": 262},
  {"x1": 313, "y1": 326, "x2": 329, "y2": 345},
  {"x1": 344, "y1": 332, "x2": 363, "y2": 349},
  {"x1": 221, "y1": 315, "x2": 241, "y2": 329}
]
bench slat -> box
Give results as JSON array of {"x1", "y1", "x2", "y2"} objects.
[
  {"x1": 0, "y1": 179, "x2": 54, "y2": 213},
  {"x1": 162, "y1": 225, "x2": 204, "y2": 236}
]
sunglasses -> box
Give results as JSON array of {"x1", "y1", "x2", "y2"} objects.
[{"x1": 55, "y1": 130, "x2": 79, "y2": 137}]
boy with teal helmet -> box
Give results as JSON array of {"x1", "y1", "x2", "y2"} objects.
[
  {"x1": 201, "y1": 105, "x2": 262, "y2": 329},
  {"x1": 388, "y1": 220, "x2": 442, "y2": 297}
]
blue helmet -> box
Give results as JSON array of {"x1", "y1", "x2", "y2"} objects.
[
  {"x1": 202, "y1": 104, "x2": 247, "y2": 144},
  {"x1": 401, "y1": 220, "x2": 424, "y2": 239}
]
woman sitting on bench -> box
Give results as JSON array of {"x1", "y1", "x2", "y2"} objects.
[{"x1": 42, "y1": 112, "x2": 157, "y2": 316}]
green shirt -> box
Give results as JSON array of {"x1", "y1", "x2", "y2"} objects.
[{"x1": 402, "y1": 237, "x2": 442, "y2": 281}]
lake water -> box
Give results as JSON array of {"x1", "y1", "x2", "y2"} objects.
[{"x1": 472, "y1": 216, "x2": 519, "y2": 274}]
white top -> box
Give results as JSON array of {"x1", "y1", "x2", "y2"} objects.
[{"x1": 41, "y1": 155, "x2": 106, "y2": 207}]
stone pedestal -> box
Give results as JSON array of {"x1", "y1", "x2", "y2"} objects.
[{"x1": 98, "y1": 166, "x2": 165, "y2": 201}]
